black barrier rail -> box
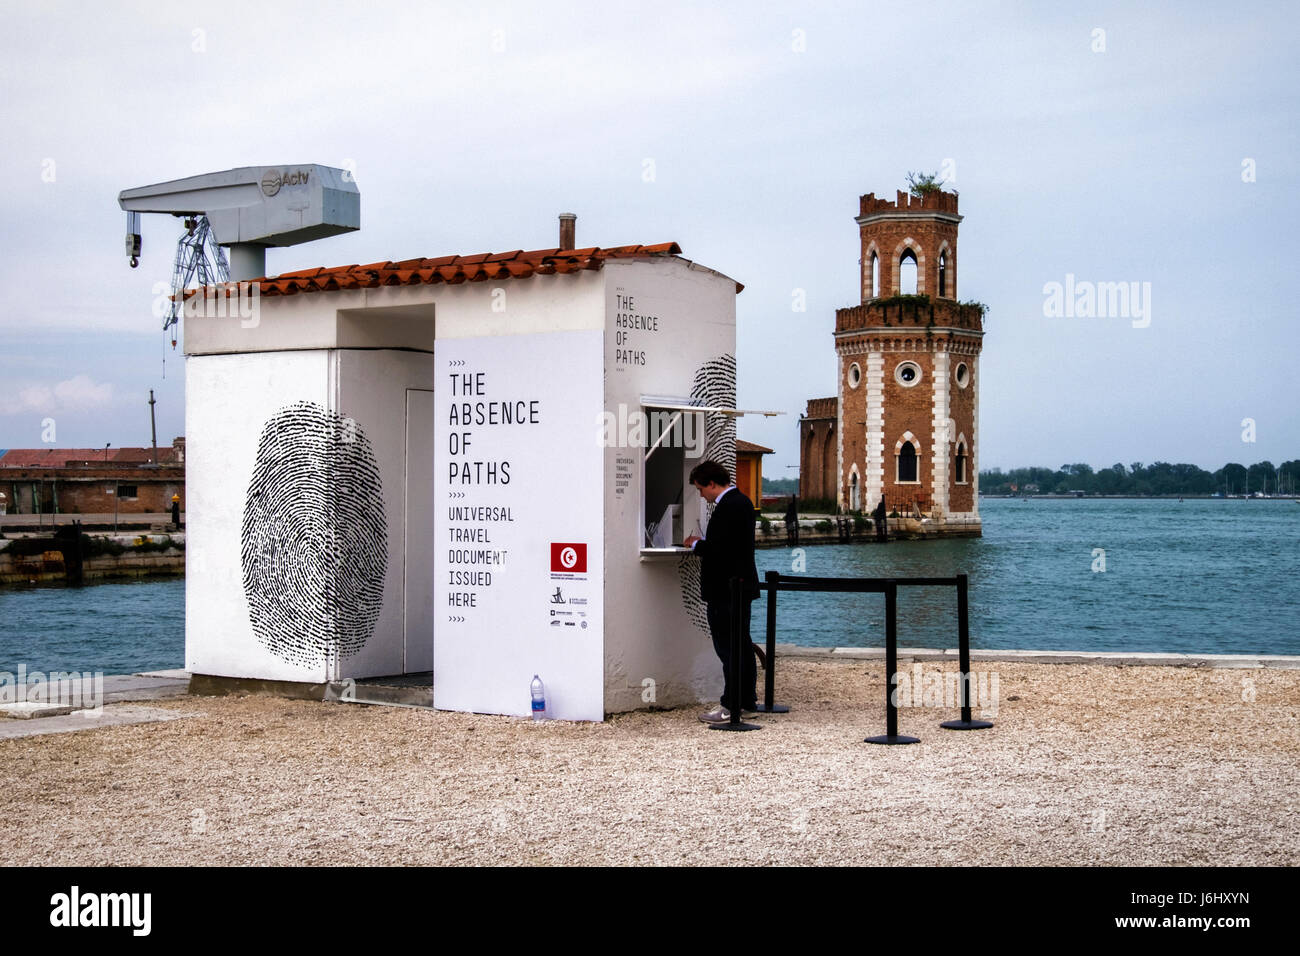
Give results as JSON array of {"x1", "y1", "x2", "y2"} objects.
[
  {"x1": 747, "y1": 570, "x2": 993, "y2": 743},
  {"x1": 756, "y1": 574, "x2": 790, "y2": 715}
]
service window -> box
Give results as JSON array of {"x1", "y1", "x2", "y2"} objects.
[
  {"x1": 640, "y1": 401, "x2": 706, "y2": 554},
  {"x1": 636, "y1": 396, "x2": 783, "y2": 556}
]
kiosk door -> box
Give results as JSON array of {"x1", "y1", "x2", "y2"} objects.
[{"x1": 404, "y1": 387, "x2": 435, "y2": 673}]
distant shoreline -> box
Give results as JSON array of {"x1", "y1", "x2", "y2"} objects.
[{"x1": 980, "y1": 494, "x2": 1300, "y2": 500}]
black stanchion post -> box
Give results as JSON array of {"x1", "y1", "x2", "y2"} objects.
[
  {"x1": 757, "y1": 571, "x2": 790, "y2": 714},
  {"x1": 942, "y1": 572, "x2": 993, "y2": 731},
  {"x1": 886, "y1": 580, "x2": 898, "y2": 735},
  {"x1": 866, "y1": 579, "x2": 919, "y2": 744},
  {"x1": 711, "y1": 575, "x2": 760, "y2": 732}
]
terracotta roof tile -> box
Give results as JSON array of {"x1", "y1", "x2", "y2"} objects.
[{"x1": 180, "y1": 242, "x2": 706, "y2": 302}]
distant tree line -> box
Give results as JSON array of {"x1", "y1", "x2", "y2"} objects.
[
  {"x1": 763, "y1": 461, "x2": 1300, "y2": 498},
  {"x1": 980, "y1": 460, "x2": 1300, "y2": 496},
  {"x1": 763, "y1": 477, "x2": 799, "y2": 495}
]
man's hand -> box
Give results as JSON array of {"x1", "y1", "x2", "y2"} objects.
[{"x1": 683, "y1": 535, "x2": 701, "y2": 549}]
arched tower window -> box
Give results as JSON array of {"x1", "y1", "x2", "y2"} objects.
[
  {"x1": 897, "y1": 441, "x2": 918, "y2": 482},
  {"x1": 899, "y1": 249, "x2": 918, "y2": 295},
  {"x1": 938, "y1": 250, "x2": 947, "y2": 297},
  {"x1": 870, "y1": 253, "x2": 880, "y2": 298},
  {"x1": 955, "y1": 442, "x2": 967, "y2": 484},
  {"x1": 850, "y1": 471, "x2": 861, "y2": 511}
]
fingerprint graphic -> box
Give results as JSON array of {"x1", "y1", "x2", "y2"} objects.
[
  {"x1": 241, "y1": 401, "x2": 387, "y2": 667},
  {"x1": 679, "y1": 354, "x2": 737, "y2": 631}
]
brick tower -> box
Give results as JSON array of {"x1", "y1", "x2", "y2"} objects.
[{"x1": 833, "y1": 187, "x2": 983, "y2": 531}]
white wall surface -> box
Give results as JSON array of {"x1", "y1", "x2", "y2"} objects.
[
  {"x1": 185, "y1": 270, "x2": 605, "y2": 356},
  {"x1": 600, "y1": 259, "x2": 740, "y2": 713}
]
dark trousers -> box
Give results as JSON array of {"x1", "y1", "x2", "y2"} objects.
[{"x1": 706, "y1": 596, "x2": 757, "y2": 710}]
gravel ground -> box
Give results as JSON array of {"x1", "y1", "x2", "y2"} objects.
[{"x1": 1, "y1": 658, "x2": 1297, "y2": 866}]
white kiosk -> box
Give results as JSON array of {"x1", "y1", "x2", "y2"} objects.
[{"x1": 183, "y1": 227, "x2": 762, "y2": 720}]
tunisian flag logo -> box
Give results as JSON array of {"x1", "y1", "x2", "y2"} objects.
[{"x1": 550, "y1": 543, "x2": 587, "y2": 573}]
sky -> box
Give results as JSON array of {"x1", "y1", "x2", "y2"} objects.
[{"x1": 1, "y1": 0, "x2": 1296, "y2": 476}]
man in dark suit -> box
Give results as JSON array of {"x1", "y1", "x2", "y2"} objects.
[{"x1": 683, "y1": 460, "x2": 759, "y2": 723}]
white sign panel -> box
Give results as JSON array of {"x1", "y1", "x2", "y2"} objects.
[{"x1": 434, "y1": 329, "x2": 605, "y2": 720}]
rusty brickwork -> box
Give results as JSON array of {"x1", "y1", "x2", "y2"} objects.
[
  {"x1": 799, "y1": 398, "x2": 838, "y2": 501},
  {"x1": 858, "y1": 190, "x2": 961, "y2": 302},
  {"x1": 1, "y1": 467, "x2": 184, "y2": 515}
]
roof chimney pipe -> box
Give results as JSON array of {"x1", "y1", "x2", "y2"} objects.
[{"x1": 558, "y1": 213, "x2": 576, "y2": 250}]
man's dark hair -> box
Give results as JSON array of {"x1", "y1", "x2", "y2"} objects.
[{"x1": 689, "y1": 460, "x2": 730, "y2": 487}]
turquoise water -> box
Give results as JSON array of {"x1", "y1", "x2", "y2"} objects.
[
  {"x1": 0, "y1": 577, "x2": 185, "y2": 675},
  {"x1": 757, "y1": 497, "x2": 1300, "y2": 655},
  {"x1": 1, "y1": 498, "x2": 1296, "y2": 673}
]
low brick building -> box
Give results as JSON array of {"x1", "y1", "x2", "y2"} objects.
[{"x1": 0, "y1": 439, "x2": 185, "y2": 515}]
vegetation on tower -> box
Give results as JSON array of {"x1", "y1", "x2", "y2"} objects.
[{"x1": 906, "y1": 171, "x2": 948, "y2": 197}]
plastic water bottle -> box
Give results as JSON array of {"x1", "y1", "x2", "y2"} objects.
[{"x1": 530, "y1": 675, "x2": 546, "y2": 720}]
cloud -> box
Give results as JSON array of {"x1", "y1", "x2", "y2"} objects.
[{"x1": 0, "y1": 374, "x2": 114, "y2": 415}]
